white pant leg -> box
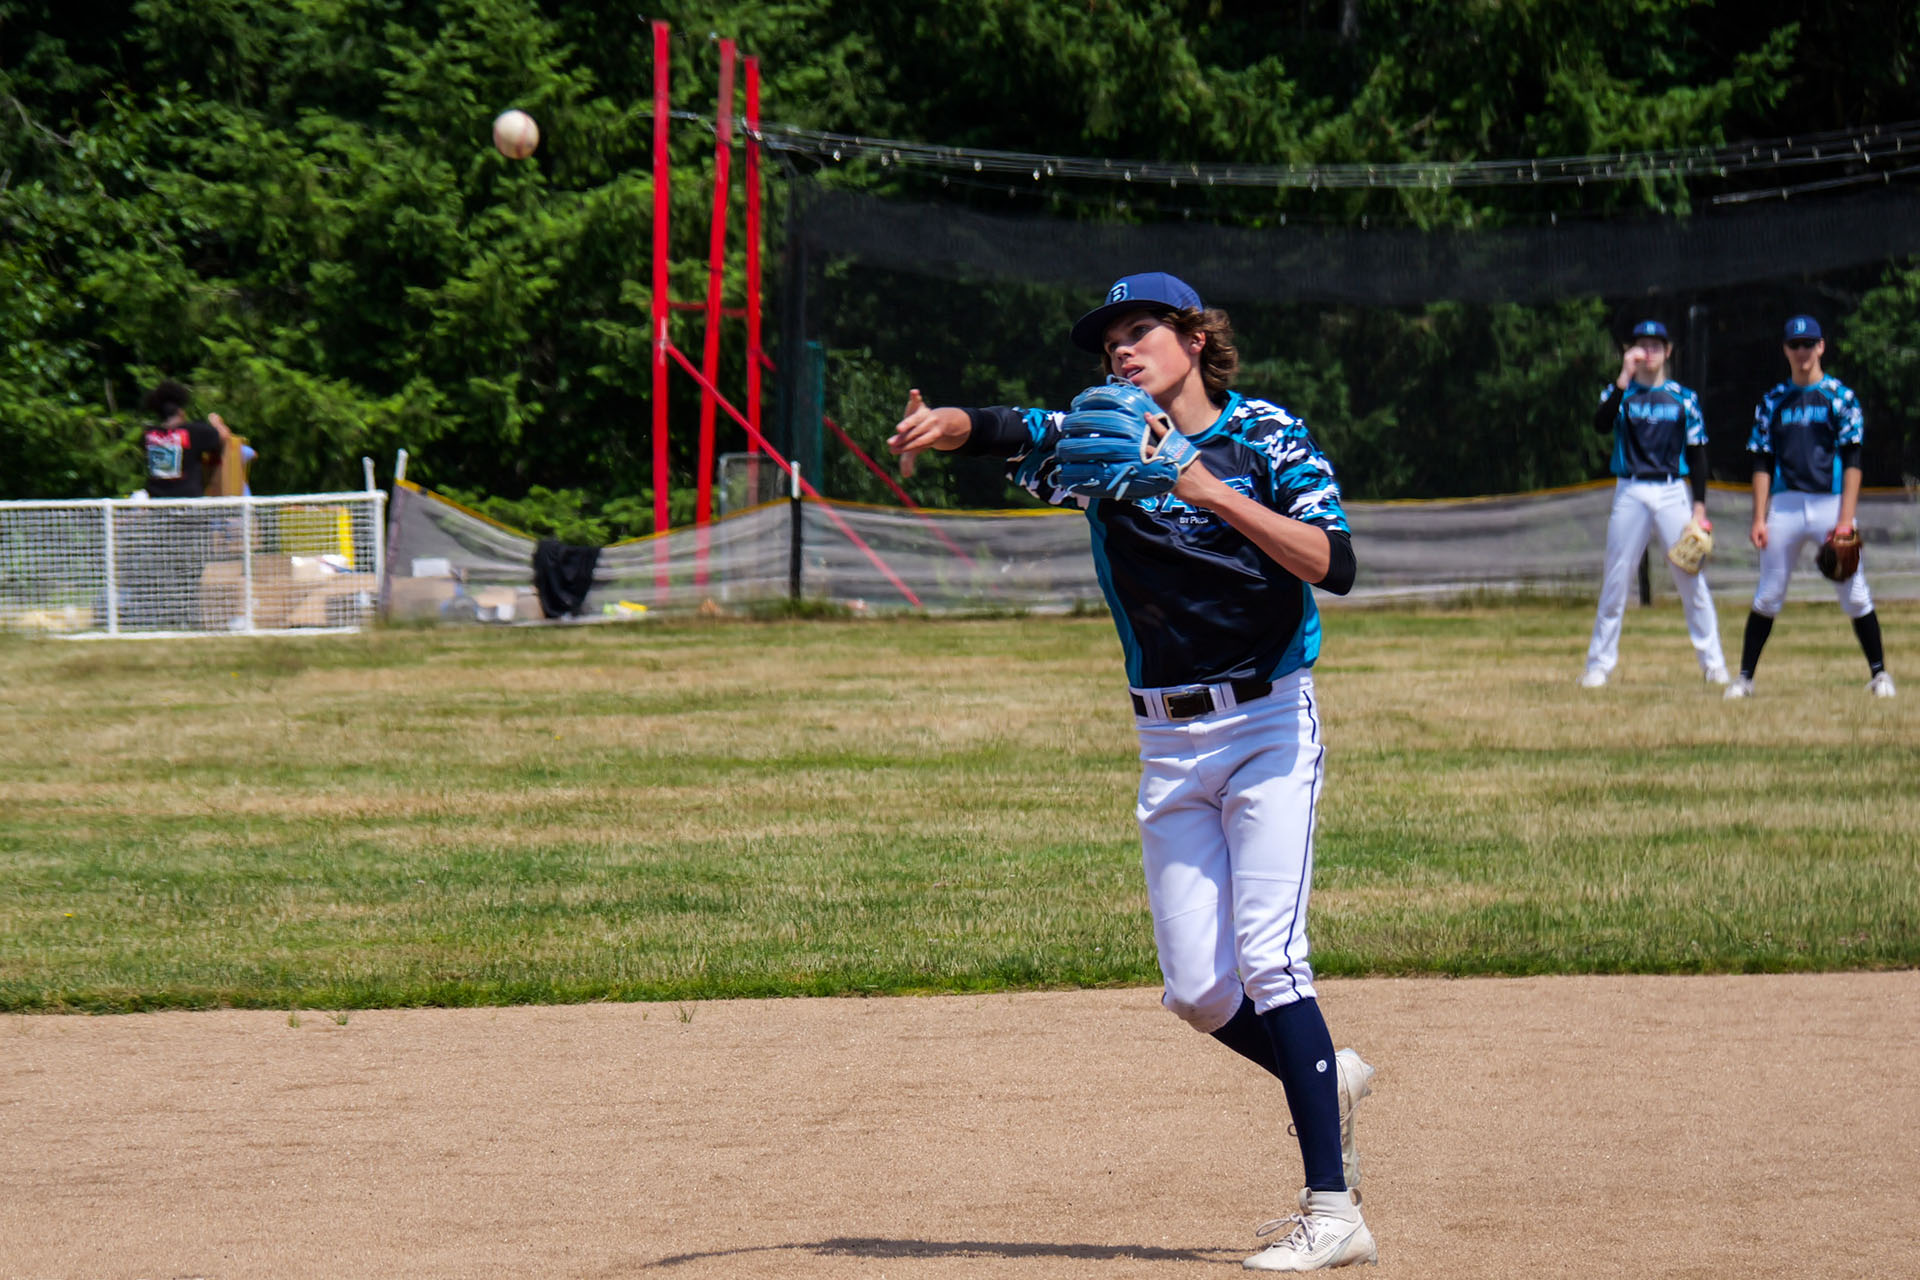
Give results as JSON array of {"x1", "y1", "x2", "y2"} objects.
[
  {"x1": 1753, "y1": 492, "x2": 1813, "y2": 617},
  {"x1": 1219, "y1": 676, "x2": 1324, "y2": 1014},
  {"x1": 1138, "y1": 714, "x2": 1245, "y2": 1035},
  {"x1": 1135, "y1": 672, "x2": 1324, "y2": 1030},
  {"x1": 1648, "y1": 480, "x2": 1726, "y2": 671},
  {"x1": 1587, "y1": 481, "x2": 1657, "y2": 674}
]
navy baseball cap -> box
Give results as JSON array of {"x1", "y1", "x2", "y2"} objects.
[
  {"x1": 1071, "y1": 272, "x2": 1203, "y2": 353},
  {"x1": 1783, "y1": 315, "x2": 1823, "y2": 342},
  {"x1": 1630, "y1": 319, "x2": 1669, "y2": 342}
]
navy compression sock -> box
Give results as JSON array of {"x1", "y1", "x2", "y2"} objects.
[
  {"x1": 1739, "y1": 610, "x2": 1774, "y2": 679},
  {"x1": 1210, "y1": 994, "x2": 1282, "y2": 1079},
  {"x1": 1259, "y1": 997, "x2": 1346, "y2": 1192},
  {"x1": 1852, "y1": 611, "x2": 1887, "y2": 675}
]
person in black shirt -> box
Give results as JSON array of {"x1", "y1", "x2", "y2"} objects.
[
  {"x1": 140, "y1": 380, "x2": 232, "y2": 498},
  {"x1": 128, "y1": 381, "x2": 235, "y2": 629}
]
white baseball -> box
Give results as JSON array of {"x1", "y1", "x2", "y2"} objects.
[{"x1": 492, "y1": 109, "x2": 540, "y2": 160}]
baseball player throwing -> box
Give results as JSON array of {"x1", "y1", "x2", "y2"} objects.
[
  {"x1": 1580, "y1": 319, "x2": 1729, "y2": 687},
  {"x1": 1727, "y1": 315, "x2": 1896, "y2": 698},
  {"x1": 889, "y1": 272, "x2": 1377, "y2": 1271}
]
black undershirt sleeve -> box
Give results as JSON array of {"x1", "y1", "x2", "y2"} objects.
[
  {"x1": 1316, "y1": 528, "x2": 1356, "y2": 596},
  {"x1": 1750, "y1": 450, "x2": 1775, "y2": 478},
  {"x1": 1685, "y1": 443, "x2": 1709, "y2": 506},
  {"x1": 1594, "y1": 385, "x2": 1624, "y2": 435},
  {"x1": 1839, "y1": 443, "x2": 1863, "y2": 471},
  {"x1": 956, "y1": 406, "x2": 1032, "y2": 457}
]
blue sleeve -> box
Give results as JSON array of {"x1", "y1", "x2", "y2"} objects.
[
  {"x1": 959, "y1": 406, "x2": 1084, "y2": 508},
  {"x1": 1259, "y1": 416, "x2": 1349, "y2": 534},
  {"x1": 1683, "y1": 388, "x2": 1707, "y2": 446},
  {"x1": 1748, "y1": 392, "x2": 1773, "y2": 455},
  {"x1": 1834, "y1": 385, "x2": 1864, "y2": 447}
]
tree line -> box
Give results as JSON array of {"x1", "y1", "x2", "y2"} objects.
[{"x1": 4, "y1": 0, "x2": 1918, "y2": 535}]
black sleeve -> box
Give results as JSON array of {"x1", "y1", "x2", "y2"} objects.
[
  {"x1": 955, "y1": 406, "x2": 1032, "y2": 458},
  {"x1": 1750, "y1": 450, "x2": 1775, "y2": 477},
  {"x1": 1594, "y1": 385, "x2": 1624, "y2": 435},
  {"x1": 1315, "y1": 528, "x2": 1356, "y2": 596},
  {"x1": 189, "y1": 420, "x2": 224, "y2": 459},
  {"x1": 1839, "y1": 443, "x2": 1863, "y2": 471},
  {"x1": 1685, "y1": 443, "x2": 1709, "y2": 506}
]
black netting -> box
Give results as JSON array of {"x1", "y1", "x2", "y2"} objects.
[
  {"x1": 797, "y1": 186, "x2": 1920, "y2": 305},
  {"x1": 778, "y1": 183, "x2": 1920, "y2": 501}
]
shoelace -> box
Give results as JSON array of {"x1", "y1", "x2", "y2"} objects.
[{"x1": 1253, "y1": 1213, "x2": 1319, "y2": 1252}]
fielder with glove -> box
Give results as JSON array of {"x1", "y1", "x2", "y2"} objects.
[
  {"x1": 1579, "y1": 319, "x2": 1730, "y2": 689},
  {"x1": 889, "y1": 272, "x2": 1378, "y2": 1272},
  {"x1": 1727, "y1": 315, "x2": 1895, "y2": 699}
]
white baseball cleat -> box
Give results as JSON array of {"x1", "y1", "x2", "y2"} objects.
[
  {"x1": 1244, "y1": 1188, "x2": 1377, "y2": 1271},
  {"x1": 1724, "y1": 676, "x2": 1755, "y2": 700},
  {"x1": 1704, "y1": 665, "x2": 1732, "y2": 686},
  {"x1": 1334, "y1": 1048, "x2": 1374, "y2": 1195},
  {"x1": 1578, "y1": 667, "x2": 1608, "y2": 688},
  {"x1": 1868, "y1": 671, "x2": 1897, "y2": 698}
]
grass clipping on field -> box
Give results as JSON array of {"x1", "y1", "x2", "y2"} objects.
[{"x1": 1, "y1": 602, "x2": 1915, "y2": 1012}]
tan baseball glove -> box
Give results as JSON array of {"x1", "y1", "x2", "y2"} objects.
[{"x1": 1667, "y1": 518, "x2": 1713, "y2": 575}]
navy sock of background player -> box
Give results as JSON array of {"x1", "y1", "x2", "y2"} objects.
[
  {"x1": 1735, "y1": 315, "x2": 1892, "y2": 693},
  {"x1": 889, "y1": 273, "x2": 1374, "y2": 1263}
]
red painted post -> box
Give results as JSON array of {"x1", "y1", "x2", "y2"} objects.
[
  {"x1": 744, "y1": 56, "x2": 763, "y2": 460},
  {"x1": 695, "y1": 38, "x2": 736, "y2": 539},
  {"x1": 650, "y1": 20, "x2": 672, "y2": 590}
]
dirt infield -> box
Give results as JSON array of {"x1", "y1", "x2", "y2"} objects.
[{"x1": 6, "y1": 972, "x2": 1916, "y2": 1279}]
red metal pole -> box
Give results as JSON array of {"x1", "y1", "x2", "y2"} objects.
[
  {"x1": 696, "y1": 38, "x2": 736, "y2": 536},
  {"x1": 667, "y1": 342, "x2": 923, "y2": 607},
  {"x1": 744, "y1": 56, "x2": 763, "y2": 459},
  {"x1": 650, "y1": 20, "x2": 672, "y2": 590}
]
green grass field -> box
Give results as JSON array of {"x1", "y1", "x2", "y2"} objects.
[{"x1": 2, "y1": 601, "x2": 1915, "y2": 1013}]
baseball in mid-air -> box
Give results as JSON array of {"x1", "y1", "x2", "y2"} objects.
[{"x1": 492, "y1": 109, "x2": 540, "y2": 160}]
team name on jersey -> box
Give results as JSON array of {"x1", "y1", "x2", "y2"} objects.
[
  {"x1": 1777, "y1": 403, "x2": 1831, "y2": 426},
  {"x1": 1132, "y1": 474, "x2": 1260, "y2": 520},
  {"x1": 1627, "y1": 401, "x2": 1682, "y2": 424}
]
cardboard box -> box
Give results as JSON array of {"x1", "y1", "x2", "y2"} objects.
[
  {"x1": 287, "y1": 573, "x2": 378, "y2": 627},
  {"x1": 387, "y1": 577, "x2": 459, "y2": 621}
]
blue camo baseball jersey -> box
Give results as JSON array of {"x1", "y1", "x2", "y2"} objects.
[
  {"x1": 997, "y1": 390, "x2": 1348, "y2": 689},
  {"x1": 1748, "y1": 376, "x2": 1864, "y2": 495},
  {"x1": 1598, "y1": 380, "x2": 1706, "y2": 479}
]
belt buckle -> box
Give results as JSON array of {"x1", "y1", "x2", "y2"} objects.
[{"x1": 1162, "y1": 686, "x2": 1214, "y2": 720}]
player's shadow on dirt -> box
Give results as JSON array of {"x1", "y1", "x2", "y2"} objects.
[{"x1": 647, "y1": 1236, "x2": 1237, "y2": 1267}]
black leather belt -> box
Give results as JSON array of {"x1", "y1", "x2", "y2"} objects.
[{"x1": 1131, "y1": 678, "x2": 1273, "y2": 720}]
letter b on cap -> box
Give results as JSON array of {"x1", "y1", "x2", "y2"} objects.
[{"x1": 1108, "y1": 282, "x2": 1129, "y2": 303}]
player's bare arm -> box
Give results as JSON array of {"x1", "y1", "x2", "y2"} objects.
[
  {"x1": 1749, "y1": 469, "x2": 1771, "y2": 549},
  {"x1": 1838, "y1": 466, "x2": 1863, "y2": 535},
  {"x1": 1173, "y1": 460, "x2": 1333, "y2": 584}
]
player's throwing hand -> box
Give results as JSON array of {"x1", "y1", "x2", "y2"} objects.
[{"x1": 888, "y1": 388, "x2": 971, "y2": 478}]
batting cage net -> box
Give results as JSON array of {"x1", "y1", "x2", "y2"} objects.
[
  {"x1": 0, "y1": 492, "x2": 385, "y2": 637},
  {"x1": 767, "y1": 179, "x2": 1920, "y2": 515},
  {"x1": 385, "y1": 479, "x2": 1920, "y2": 617}
]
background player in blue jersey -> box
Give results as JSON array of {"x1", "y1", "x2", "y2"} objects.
[
  {"x1": 888, "y1": 273, "x2": 1378, "y2": 1272},
  {"x1": 1726, "y1": 316, "x2": 1895, "y2": 699},
  {"x1": 1581, "y1": 320, "x2": 1729, "y2": 688}
]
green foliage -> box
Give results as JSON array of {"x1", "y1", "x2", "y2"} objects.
[
  {"x1": 2, "y1": 0, "x2": 1917, "y2": 506},
  {"x1": 1843, "y1": 258, "x2": 1920, "y2": 478}
]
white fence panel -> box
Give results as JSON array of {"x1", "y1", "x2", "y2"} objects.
[{"x1": 0, "y1": 492, "x2": 386, "y2": 637}]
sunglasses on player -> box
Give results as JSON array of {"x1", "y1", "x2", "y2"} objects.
[{"x1": 1785, "y1": 339, "x2": 1820, "y2": 350}]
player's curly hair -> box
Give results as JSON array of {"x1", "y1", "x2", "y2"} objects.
[
  {"x1": 141, "y1": 380, "x2": 193, "y2": 420},
  {"x1": 1101, "y1": 307, "x2": 1240, "y2": 402}
]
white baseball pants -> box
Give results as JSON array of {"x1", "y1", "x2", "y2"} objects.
[
  {"x1": 1752, "y1": 491, "x2": 1874, "y2": 618},
  {"x1": 1586, "y1": 478, "x2": 1726, "y2": 675},
  {"x1": 1135, "y1": 670, "x2": 1322, "y2": 1034}
]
